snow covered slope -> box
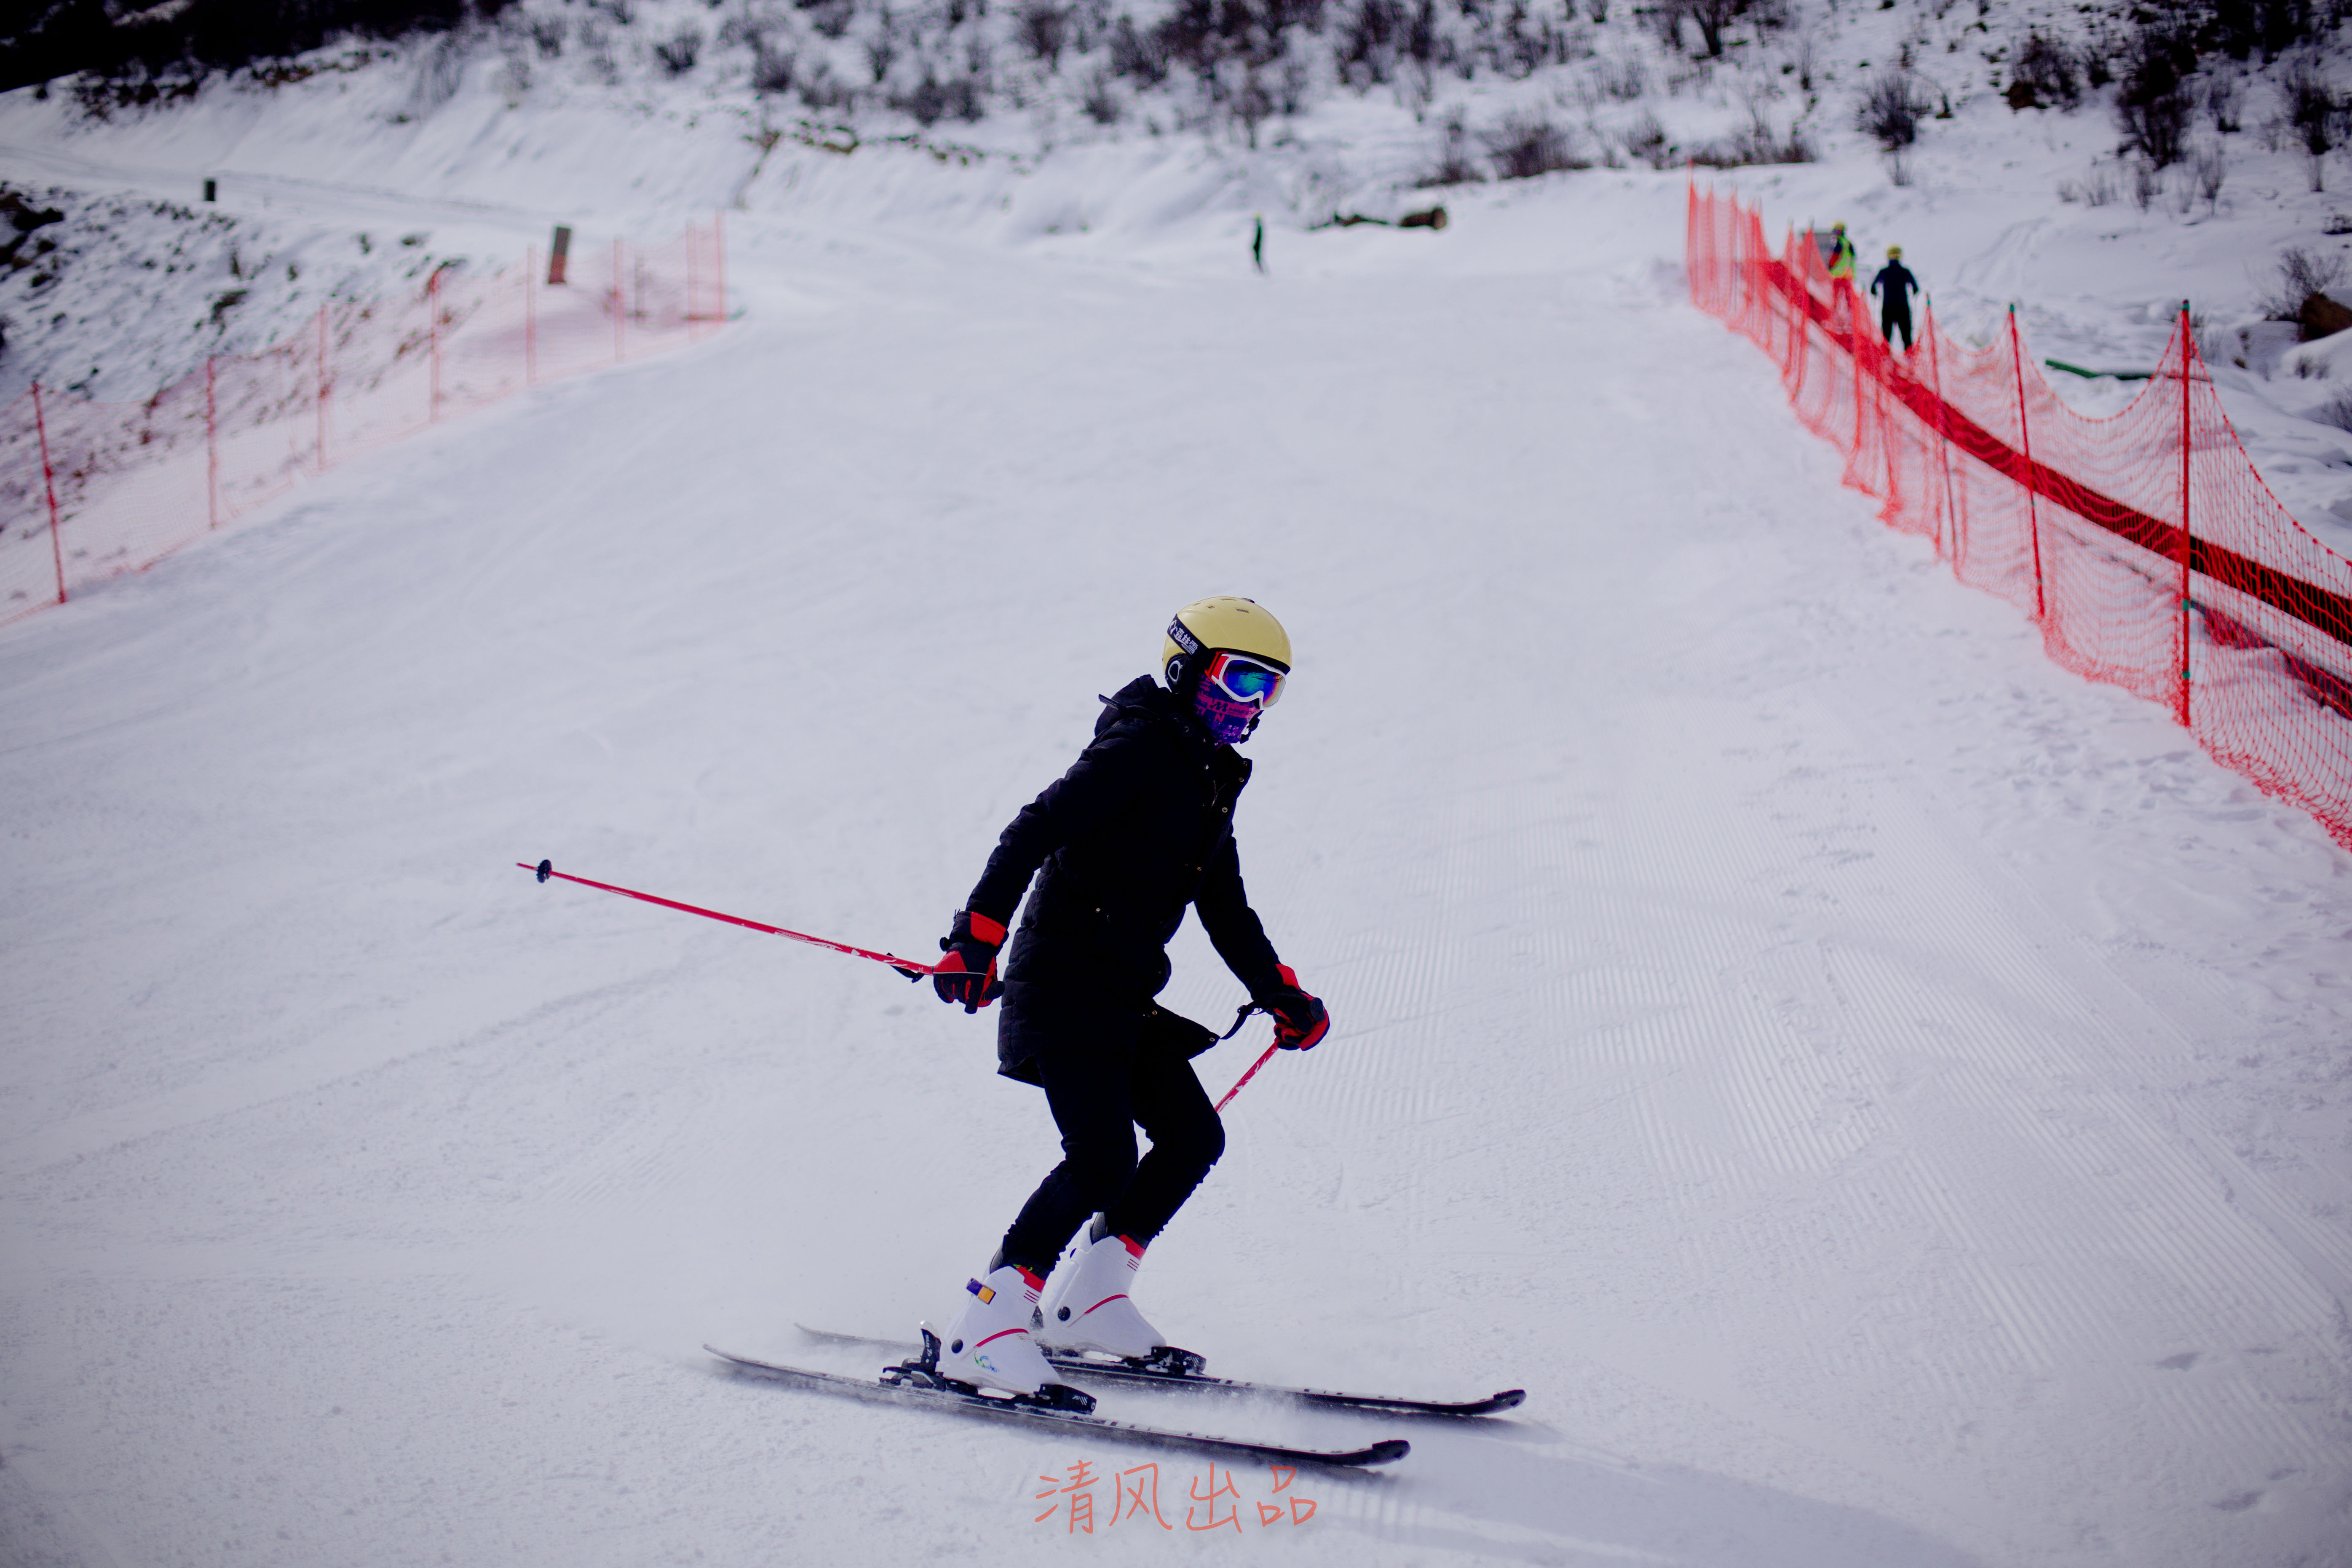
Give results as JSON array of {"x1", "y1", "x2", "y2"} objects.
[
  {"x1": 7, "y1": 0, "x2": 2352, "y2": 538},
  {"x1": 3, "y1": 157, "x2": 2349, "y2": 1565}
]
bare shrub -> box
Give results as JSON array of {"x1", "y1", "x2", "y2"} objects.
[
  {"x1": 1418, "y1": 112, "x2": 1486, "y2": 186},
  {"x1": 1857, "y1": 69, "x2": 1930, "y2": 151},
  {"x1": 2317, "y1": 389, "x2": 2352, "y2": 433},
  {"x1": 896, "y1": 73, "x2": 983, "y2": 125},
  {"x1": 752, "y1": 43, "x2": 796, "y2": 95},
  {"x1": 529, "y1": 17, "x2": 565, "y2": 59},
  {"x1": 2282, "y1": 57, "x2": 2340, "y2": 157},
  {"x1": 2187, "y1": 142, "x2": 2226, "y2": 212},
  {"x1": 1482, "y1": 113, "x2": 1584, "y2": 179},
  {"x1": 1619, "y1": 109, "x2": 1670, "y2": 169},
  {"x1": 2130, "y1": 157, "x2": 2160, "y2": 210},
  {"x1": 1019, "y1": 4, "x2": 1071, "y2": 70},
  {"x1": 808, "y1": 0, "x2": 855, "y2": 42},
  {"x1": 1107, "y1": 17, "x2": 1166, "y2": 87},
  {"x1": 2256, "y1": 246, "x2": 2349, "y2": 322},
  {"x1": 653, "y1": 26, "x2": 702, "y2": 77},
  {"x1": 1691, "y1": 107, "x2": 1813, "y2": 166},
  {"x1": 1594, "y1": 52, "x2": 1647, "y2": 100},
  {"x1": 2114, "y1": 20, "x2": 2193, "y2": 166},
  {"x1": 1080, "y1": 67, "x2": 1120, "y2": 124},
  {"x1": 2005, "y1": 32, "x2": 2079, "y2": 110},
  {"x1": 2057, "y1": 161, "x2": 2120, "y2": 206},
  {"x1": 2205, "y1": 74, "x2": 2242, "y2": 134}
]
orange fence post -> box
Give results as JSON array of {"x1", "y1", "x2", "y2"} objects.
[
  {"x1": 205, "y1": 356, "x2": 220, "y2": 528},
  {"x1": 2175, "y1": 302, "x2": 2194, "y2": 727},
  {"x1": 1923, "y1": 300, "x2": 1958, "y2": 567},
  {"x1": 2007, "y1": 305, "x2": 2046, "y2": 621},
  {"x1": 613, "y1": 238, "x2": 625, "y2": 362},
  {"x1": 714, "y1": 209, "x2": 726, "y2": 327},
  {"x1": 32, "y1": 381, "x2": 66, "y2": 606},
  {"x1": 315, "y1": 304, "x2": 330, "y2": 472},
  {"x1": 429, "y1": 268, "x2": 443, "y2": 422},
  {"x1": 526, "y1": 247, "x2": 538, "y2": 387}
]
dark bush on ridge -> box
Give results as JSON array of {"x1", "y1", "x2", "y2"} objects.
[
  {"x1": 1857, "y1": 68, "x2": 1930, "y2": 151},
  {"x1": 1481, "y1": 113, "x2": 1583, "y2": 179},
  {"x1": 3, "y1": 0, "x2": 514, "y2": 94},
  {"x1": 2256, "y1": 246, "x2": 2349, "y2": 322},
  {"x1": 2005, "y1": 32, "x2": 2081, "y2": 110},
  {"x1": 2114, "y1": 17, "x2": 2197, "y2": 166}
]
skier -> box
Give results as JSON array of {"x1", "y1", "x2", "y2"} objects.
[
  {"x1": 1871, "y1": 245, "x2": 1918, "y2": 351},
  {"x1": 1825, "y1": 220, "x2": 1856, "y2": 284},
  {"x1": 1252, "y1": 214, "x2": 1266, "y2": 275},
  {"x1": 927, "y1": 597, "x2": 1330, "y2": 1399}
]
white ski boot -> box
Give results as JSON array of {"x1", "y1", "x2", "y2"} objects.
[
  {"x1": 935, "y1": 1263, "x2": 1057, "y2": 1397},
  {"x1": 1037, "y1": 1216, "x2": 1169, "y2": 1361}
]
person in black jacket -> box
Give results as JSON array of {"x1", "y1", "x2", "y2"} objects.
[
  {"x1": 1871, "y1": 246, "x2": 1919, "y2": 351},
  {"x1": 926, "y1": 596, "x2": 1328, "y2": 1400}
]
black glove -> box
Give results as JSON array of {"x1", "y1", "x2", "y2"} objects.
[
  {"x1": 1255, "y1": 963, "x2": 1329, "y2": 1051},
  {"x1": 932, "y1": 910, "x2": 1006, "y2": 1013}
]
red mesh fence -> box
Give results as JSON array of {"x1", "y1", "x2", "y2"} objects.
[
  {"x1": 1689, "y1": 184, "x2": 2352, "y2": 853},
  {"x1": 2, "y1": 216, "x2": 726, "y2": 628}
]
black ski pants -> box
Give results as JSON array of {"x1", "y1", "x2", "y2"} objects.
[
  {"x1": 996, "y1": 983, "x2": 1226, "y2": 1276},
  {"x1": 1881, "y1": 302, "x2": 1914, "y2": 351}
]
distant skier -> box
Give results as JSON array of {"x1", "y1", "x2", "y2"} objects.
[
  {"x1": 1825, "y1": 220, "x2": 1856, "y2": 284},
  {"x1": 1871, "y1": 245, "x2": 1918, "y2": 351},
  {"x1": 1252, "y1": 214, "x2": 1266, "y2": 275},
  {"x1": 927, "y1": 597, "x2": 1328, "y2": 1399}
]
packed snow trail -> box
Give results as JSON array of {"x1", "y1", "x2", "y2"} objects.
[{"x1": 2, "y1": 174, "x2": 2347, "y2": 1568}]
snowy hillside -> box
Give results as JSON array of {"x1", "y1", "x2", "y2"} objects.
[
  {"x1": 6, "y1": 0, "x2": 2352, "y2": 540},
  {"x1": 4, "y1": 4, "x2": 2352, "y2": 1566}
]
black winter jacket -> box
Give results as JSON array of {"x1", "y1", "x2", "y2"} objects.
[
  {"x1": 965, "y1": 675, "x2": 1286, "y2": 1037},
  {"x1": 1871, "y1": 260, "x2": 1918, "y2": 309}
]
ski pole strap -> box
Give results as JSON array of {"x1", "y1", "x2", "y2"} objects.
[
  {"x1": 1220, "y1": 1001, "x2": 1268, "y2": 1040},
  {"x1": 519, "y1": 859, "x2": 941, "y2": 979}
]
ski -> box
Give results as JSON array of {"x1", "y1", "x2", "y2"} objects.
[
  {"x1": 704, "y1": 1341, "x2": 1411, "y2": 1469},
  {"x1": 791, "y1": 1324, "x2": 1525, "y2": 1418}
]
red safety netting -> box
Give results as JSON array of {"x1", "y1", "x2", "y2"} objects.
[
  {"x1": 1689, "y1": 183, "x2": 2352, "y2": 853},
  {"x1": 1, "y1": 215, "x2": 726, "y2": 628}
]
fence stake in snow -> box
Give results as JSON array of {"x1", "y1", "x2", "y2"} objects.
[
  {"x1": 548, "y1": 224, "x2": 572, "y2": 286},
  {"x1": 1925, "y1": 299, "x2": 1959, "y2": 567},
  {"x1": 2176, "y1": 301, "x2": 2195, "y2": 728},
  {"x1": 2007, "y1": 305, "x2": 2047, "y2": 621},
  {"x1": 428, "y1": 269, "x2": 444, "y2": 423},
  {"x1": 526, "y1": 249, "x2": 538, "y2": 387},
  {"x1": 315, "y1": 305, "x2": 330, "y2": 471},
  {"x1": 519, "y1": 859, "x2": 946, "y2": 980},
  {"x1": 32, "y1": 381, "x2": 64, "y2": 606},
  {"x1": 205, "y1": 356, "x2": 220, "y2": 529},
  {"x1": 613, "y1": 239, "x2": 625, "y2": 362}
]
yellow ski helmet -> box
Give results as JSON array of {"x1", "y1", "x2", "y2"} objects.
[
  {"x1": 1162, "y1": 596, "x2": 1291, "y2": 691},
  {"x1": 1888, "y1": 244, "x2": 1903, "y2": 258}
]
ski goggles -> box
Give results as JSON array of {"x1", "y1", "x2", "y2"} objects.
[{"x1": 1202, "y1": 650, "x2": 1287, "y2": 708}]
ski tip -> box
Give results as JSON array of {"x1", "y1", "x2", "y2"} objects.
[
  {"x1": 535, "y1": 858, "x2": 553, "y2": 883},
  {"x1": 1489, "y1": 1389, "x2": 1527, "y2": 1411},
  {"x1": 1363, "y1": 1439, "x2": 1411, "y2": 1466}
]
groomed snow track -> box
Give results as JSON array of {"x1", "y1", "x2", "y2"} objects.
[{"x1": 3, "y1": 174, "x2": 2348, "y2": 1567}]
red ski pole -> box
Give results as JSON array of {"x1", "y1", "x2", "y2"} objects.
[
  {"x1": 1214, "y1": 1042, "x2": 1281, "y2": 1113},
  {"x1": 519, "y1": 859, "x2": 945, "y2": 979}
]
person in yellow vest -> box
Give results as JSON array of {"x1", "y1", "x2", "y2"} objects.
[{"x1": 1826, "y1": 220, "x2": 1857, "y2": 283}]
